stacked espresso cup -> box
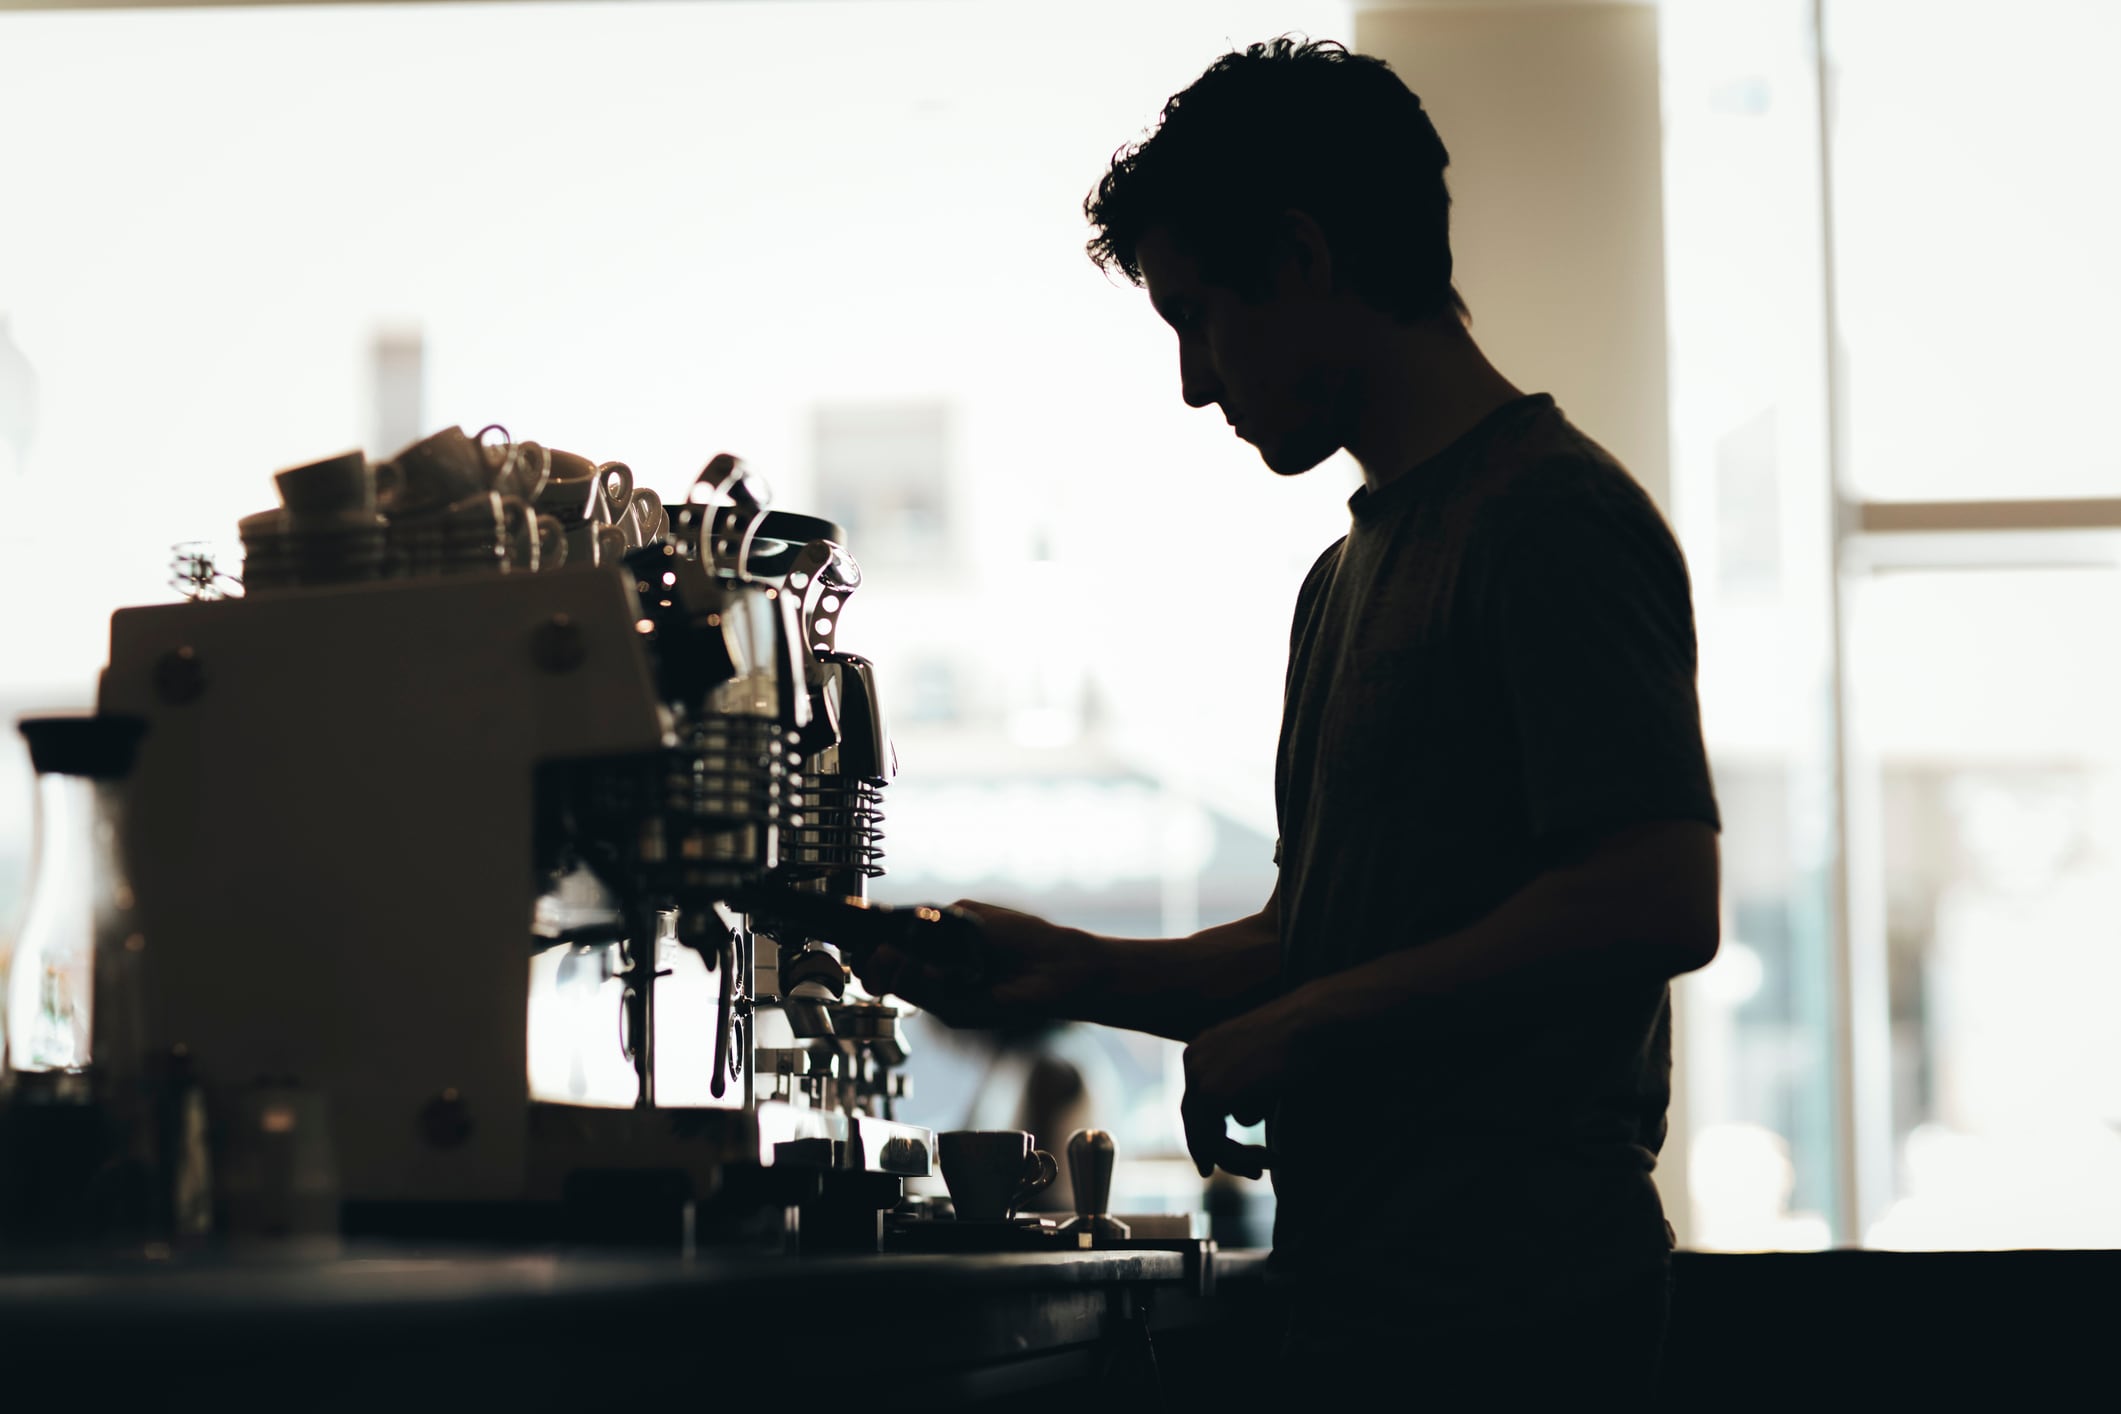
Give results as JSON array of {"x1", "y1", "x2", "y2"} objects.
[
  {"x1": 235, "y1": 425, "x2": 660, "y2": 595},
  {"x1": 239, "y1": 452, "x2": 389, "y2": 592}
]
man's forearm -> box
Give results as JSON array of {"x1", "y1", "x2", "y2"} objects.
[
  {"x1": 1292, "y1": 820, "x2": 1719, "y2": 1042},
  {"x1": 1066, "y1": 899, "x2": 1282, "y2": 1042}
]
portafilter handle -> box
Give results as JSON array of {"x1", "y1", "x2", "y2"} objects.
[{"x1": 737, "y1": 886, "x2": 986, "y2": 981}]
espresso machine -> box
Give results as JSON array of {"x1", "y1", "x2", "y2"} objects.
[{"x1": 85, "y1": 440, "x2": 968, "y2": 1248}]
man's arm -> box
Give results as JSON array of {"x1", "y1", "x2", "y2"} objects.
[
  {"x1": 853, "y1": 882, "x2": 1282, "y2": 1043},
  {"x1": 1302, "y1": 819, "x2": 1714, "y2": 1021},
  {"x1": 1179, "y1": 820, "x2": 1717, "y2": 1173},
  {"x1": 1066, "y1": 881, "x2": 1282, "y2": 1041}
]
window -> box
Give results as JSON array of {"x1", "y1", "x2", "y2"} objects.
[
  {"x1": 1828, "y1": 0, "x2": 2121, "y2": 502},
  {"x1": 1661, "y1": 0, "x2": 1842, "y2": 1246},
  {"x1": 1665, "y1": 0, "x2": 2121, "y2": 1247},
  {"x1": 812, "y1": 402, "x2": 955, "y2": 573},
  {"x1": 1847, "y1": 568, "x2": 2121, "y2": 1247}
]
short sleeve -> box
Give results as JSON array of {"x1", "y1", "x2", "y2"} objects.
[
  {"x1": 1276, "y1": 537, "x2": 1348, "y2": 863},
  {"x1": 1285, "y1": 539, "x2": 1346, "y2": 689},
  {"x1": 1484, "y1": 471, "x2": 1721, "y2": 844}
]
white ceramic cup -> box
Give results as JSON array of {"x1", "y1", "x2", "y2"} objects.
[
  {"x1": 388, "y1": 427, "x2": 489, "y2": 511},
  {"x1": 274, "y1": 450, "x2": 374, "y2": 525}
]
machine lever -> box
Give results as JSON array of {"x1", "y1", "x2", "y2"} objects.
[{"x1": 711, "y1": 930, "x2": 736, "y2": 1100}]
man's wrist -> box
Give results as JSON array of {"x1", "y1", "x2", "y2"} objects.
[
  {"x1": 1279, "y1": 955, "x2": 1428, "y2": 1058},
  {"x1": 1274, "y1": 977, "x2": 1334, "y2": 1062},
  {"x1": 1063, "y1": 929, "x2": 1208, "y2": 1037},
  {"x1": 1059, "y1": 927, "x2": 1120, "y2": 1021}
]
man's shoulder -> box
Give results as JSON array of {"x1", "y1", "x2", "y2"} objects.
[
  {"x1": 1459, "y1": 408, "x2": 1680, "y2": 569},
  {"x1": 1284, "y1": 535, "x2": 1348, "y2": 649},
  {"x1": 1282, "y1": 535, "x2": 1351, "y2": 691},
  {"x1": 1299, "y1": 536, "x2": 1347, "y2": 595},
  {"x1": 1482, "y1": 403, "x2": 1651, "y2": 513}
]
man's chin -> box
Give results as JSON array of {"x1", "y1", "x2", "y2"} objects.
[{"x1": 1257, "y1": 436, "x2": 1338, "y2": 478}]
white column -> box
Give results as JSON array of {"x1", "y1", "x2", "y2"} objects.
[{"x1": 1353, "y1": 0, "x2": 1672, "y2": 513}]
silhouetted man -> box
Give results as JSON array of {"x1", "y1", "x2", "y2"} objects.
[{"x1": 858, "y1": 38, "x2": 1721, "y2": 1401}]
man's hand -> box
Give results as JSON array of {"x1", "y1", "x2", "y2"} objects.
[
  {"x1": 1180, "y1": 993, "x2": 1306, "y2": 1179},
  {"x1": 852, "y1": 900, "x2": 1103, "y2": 1030}
]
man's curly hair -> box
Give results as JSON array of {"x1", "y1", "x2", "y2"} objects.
[{"x1": 1086, "y1": 37, "x2": 1466, "y2": 322}]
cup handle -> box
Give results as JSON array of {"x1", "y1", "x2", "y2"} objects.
[
  {"x1": 484, "y1": 439, "x2": 552, "y2": 506},
  {"x1": 627, "y1": 487, "x2": 665, "y2": 547},
  {"x1": 473, "y1": 423, "x2": 514, "y2": 485},
  {"x1": 372, "y1": 458, "x2": 404, "y2": 511},
  {"x1": 496, "y1": 494, "x2": 539, "y2": 573},
  {"x1": 1011, "y1": 1149, "x2": 1058, "y2": 1215},
  {"x1": 513, "y1": 441, "x2": 553, "y2": 504},
  {"x1": 592, "y1": 523, "x2": 630, "y2": 568},
  {"x1": 594, "y1": 462, "x2": 635, "y2": 526},
  {"x1": 535, "y1": 513, "x2": 567, "y2": 570}
]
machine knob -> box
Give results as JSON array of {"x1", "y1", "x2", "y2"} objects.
[{"x1": 1067, "y1": 1129, "x2": 1116, "y2": 1220}]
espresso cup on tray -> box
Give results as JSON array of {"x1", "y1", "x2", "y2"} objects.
[{"x1": 937, "y1": 1130, "x2": 1057, "y2": 1223}]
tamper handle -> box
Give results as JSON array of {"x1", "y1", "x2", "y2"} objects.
[{"x1": 1067, "y1": 1129, "x2": 1117, "y2": 1218}]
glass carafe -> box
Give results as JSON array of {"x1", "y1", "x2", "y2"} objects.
[
  {"x1": 6, "y1": 716, "x2": 147, "y2": 1082},
  {"x1": 4, "y1": 712, "x2": 163, "y2": 1246},
  {"x1": 2, "y1": 716, "x2": 153, "y2": 1244}
]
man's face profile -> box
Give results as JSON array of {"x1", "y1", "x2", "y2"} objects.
[{"x1": 1135, "y1": 225, "x2": 1347, "y2": 478}]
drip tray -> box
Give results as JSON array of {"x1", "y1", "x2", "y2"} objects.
[
  {"x1": 886, "y1": 1218, "x2": 1070, "y2": 1253},
  {"x1": 885, "y1": 1215, "x2": 1208, "y2": 1254}
]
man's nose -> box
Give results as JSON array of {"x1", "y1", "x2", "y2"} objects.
[{"x1": 1179, "y1": 342, "x2": 1221, "y2": 410}]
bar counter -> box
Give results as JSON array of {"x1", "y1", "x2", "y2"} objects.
[
  {"x1": 0, "y1": 1242, "x2": 1266, "y2": 1406},
  {"x1": 5, "y1": 1243, "x2": 2113, "y2": 1404}
]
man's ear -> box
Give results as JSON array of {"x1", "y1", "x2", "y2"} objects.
[{"x1": 1277, "y1": 209, "x2": 1336, "y2": 297}]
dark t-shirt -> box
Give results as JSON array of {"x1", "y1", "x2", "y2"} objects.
[{"x1": 1268, "y1": 393, "x2": 1720, "y2": 1310}]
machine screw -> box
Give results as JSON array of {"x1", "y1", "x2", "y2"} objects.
[
  {"x1": 154, "y1": 647, "x2": 206, "y2": 704},
  {"x1": 531, "y1": 615, "x2": 587, "y2": 674}
]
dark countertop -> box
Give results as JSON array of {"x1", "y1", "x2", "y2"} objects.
[
  {"x1": 20, "y1": 1244, "x2": 2109, "y2": 1407},
  {"x1": 0, "y1": 1244, "x2": 1192, "y2": 1318},
  {"x1": 0, "y1": 1243, "x2": 1252, "y2": 1408}
]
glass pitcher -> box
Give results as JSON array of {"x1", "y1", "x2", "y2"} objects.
[
  {"x1": 6, "y1": 715, "x2": 148, "y2": 1087},
  {"x1": 2, "y1": 715, "x2": 166, "y2": 1243}
]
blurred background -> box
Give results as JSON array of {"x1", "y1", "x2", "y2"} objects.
[{"x1": 0, "y1": 0, "x2": 2115, "y2": 1250}]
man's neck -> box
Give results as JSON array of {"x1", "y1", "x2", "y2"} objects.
[{"x1": 1345, "y1": 319, "x2": 1526, "y2": 494}]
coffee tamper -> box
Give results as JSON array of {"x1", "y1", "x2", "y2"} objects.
[{"x1": 1058, "y1": 1129, "x2": 1131, "y2": 1242}]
